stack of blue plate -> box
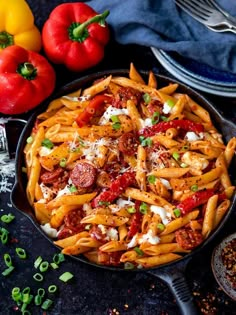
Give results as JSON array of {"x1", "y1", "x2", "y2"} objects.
[{"x1": 151, "y1": 48, "x2": 236, "y2": 97}]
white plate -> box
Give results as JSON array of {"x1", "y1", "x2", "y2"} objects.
[{"x1": 151, "y1": 47, "x2": 236, "y2": 97}]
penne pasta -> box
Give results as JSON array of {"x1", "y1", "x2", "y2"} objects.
[{"x1": 23, "y1": 63, "x2": 235, "y2": 269}]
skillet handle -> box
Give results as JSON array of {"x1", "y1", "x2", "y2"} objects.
[{"x1": 146, "y1": 259, "x2": 199, "y2": 315}]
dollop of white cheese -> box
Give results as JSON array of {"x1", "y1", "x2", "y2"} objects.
[
  {"x1": 127, "y1": 234, "x2": 138, "y2": 249},
  {"x1": 99, "y1": 106, "x2": 128, "y2": 125},
  {"x1": 41, "y1": 223, "x2": 58, "y2": 238},
  {"x1": 159, "y1": 178, "x2": 172, "y2": 190},
  {"x1": 150, "y1": 205, "x2": 172, "y2": 225},
  {"x1": 139, "y1": 229, "x2": 160, "y2": 245},
  {"x1": 162, "y1": 102, "x2": 173, "y2": 114},
  {"x1": 139, "y1": 118, "x2": 153, "y2": 128},
  {"x1": 38, "y1": 147, "x2": 53, "y2": 157},
  {"x1": 185, "y1": 131, "x2": 203, "y2": 142}
]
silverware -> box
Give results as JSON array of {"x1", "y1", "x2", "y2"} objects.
[
  {"x1": 175, "y1": 0, "x2": 236, "y2": 32},
  {"x1": 204, "y1": 0, "x2": 236, "y2": 24}
]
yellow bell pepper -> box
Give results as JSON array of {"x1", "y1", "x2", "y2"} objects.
[{"x1": 0, "y1": 0, "x2": 41, "y2": 52}]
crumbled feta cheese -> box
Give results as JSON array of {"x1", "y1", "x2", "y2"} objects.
[
  {"x1": 106, "y1": 228, "x2": 118, "y2": 241},
  {"x1": 185, "y1": 131, "x2": 201, "y2": 142},
  {"x1": 139, "y1": 118, "x2": 153, "y2": 128},
  {"x1": 139, "y1": 229, "x2": 160, "y2": 245},
  {"x1": 159, "y1": 178, "x2": 172, "y2": 190},
  {"x1": 150, "y1": 205, "x2": 172, "y2": 225},
  {"x1": 127, "y1": 234, "x2": 138, "y2": 248},
  {"x1": 38, "y1": 146, "x2": 53, "y2": 156},
  {"x1": 163, "y1": 102, "x2": 173, "y2": 114},
  {"x1": 116, "y1": 198, "x2": 135, "y2": 208},
  {"x1": 99, "y1": 106, "x2": 128, "y2": 125},
  {"x1": 56, "y1": 185, "x2": 72, "y2": 198},
  {"x1": 41, "y1": 223, "x2": 58, "y2": 238}
]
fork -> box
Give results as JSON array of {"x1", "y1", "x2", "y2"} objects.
[
  {"x1": 175, "y1": 0, "x2": 236, "y2": 30},
  {"x1": 202, "y1": 0, "x2": 236, "y2": 24}
]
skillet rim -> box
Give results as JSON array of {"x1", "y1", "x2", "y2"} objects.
[{"x1": 11, "y1": 68, "x2": 236, "y2": 272}]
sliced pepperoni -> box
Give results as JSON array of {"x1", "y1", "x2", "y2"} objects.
[
  {"x1": 175, "y1": 228, "x2": 203, "y2": 250},
  {"x1": 118, "y1": 132, "x2": 139, "y2": 156},
  {"x1": 64, "y1": 209, "x2": 85, "y2": 228},
  {"x1": 40, "y1": 167, "x2": 64, "y2": 184},
  {"x1": 70, "y1": 162, "x2": 97, "y2": 188}
]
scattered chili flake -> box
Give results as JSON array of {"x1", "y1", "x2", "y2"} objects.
[{"x1": 221, "y1": 238, "x2": 236, "y2": 289}]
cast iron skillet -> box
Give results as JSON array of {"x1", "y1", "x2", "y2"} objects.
[{"x1": 11, "y1": 70, "x2": 236, "y2": 315}]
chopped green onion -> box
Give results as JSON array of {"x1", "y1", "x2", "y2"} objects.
[
  {"x1": 143, "y1": 93, "x2": 151, "y2": 104},
  {"x1": 127, "y1": 207, "x2": 136, "y2": 214},
  {"x1": 0, "y1": 227, "x2": 9, "y2": 244},
  {"x1": 21, "y1": 303, "x2": 28, "y2": 313},
  {"x1": 151, "y1": 111, "x2": 160, "y2": 125},
  {"x1": 16, "y1": 247, "x2": 27, "y2": 259},
  {"x1": 124, "y1": 262, "x2": 135, "y2": 270},
  {"x1": 134, "y1": 247, "x2": 144, "y2": 256},
  {"x1": 41, "y1": 298, "x2": 53, "y2": 310},
  {"x1": 26, "y1": 136, "x2": 33, "y2": 144},
  {"x1": 33, "y1": 273, "x2": 44, "y2": 282},
  {"x1": 22, "y1": 293, "x2": 30, "y2": 304},
  {"x1": 53, "y1": 253, "x2": 65, "y2": 265},
  {"x1": 157, "y1": 223, "x2": 165, "y2": 231},
  {"x1": 37, "y1": 288, "x2": 45, "y2": 297},
  {"x1": 98, "y1": 201, "x2": 110, "y2": 207},
  {"x1": 173, "y1": 208, "x2": 181, "y2": 218},
  {"x1": 22, "y1": 310, "x2": 31, "y2": 315},
  {"x1": 4, "y1": 253, "x2": 12, "y2": 267},
  {"x1": 39, "y1": 261, "x2": 49, "y2": 273},
  {"x1": 112, "y1": 122, "x2": 121, "y2": 130},
  {"x1": 191, "y1": 184, "x2": 198, "y2": 192},
  {"x1": 34, "y1": 256, "x2": 43, "y2": 269},
  {"x1": 172, "y1": 152, "x2": 180, "y2": 161},
  {"x1": 48, "y1": 285, "x2": 58, "y2": 293},
  {"x1": 139, "y1": 136, "x2": 152, "y2": 147},
  {"x1": 34, "y1": 295, "x2": 42, "y2": 306},
  {"x1": 59, "y1": 271, "x2": 74, "y2": 282},
  {"x1": 160, "y1": 115, "x2": 169, "y2": 121},
  {"x1": 110, "y1": 115, "x2": 120, "y2": 123},
  {"x1": 140, "y1": 202, "x2": 148, "y2": 214},
  {"x1": 59, "y1": 158, "x2": 67, "y2": 168},
  {"x1": 22, "y1": 287, "x2": 31, "y2": 294},
  {"x1": 41, "y1": 138, "x2": 54, "y2": 149},
  {"x1": 11, "y1": 287, "x2": 21, "y2": 301},
  {"x1": 147, "y1": 175, "x2": 156, "y2": 184},
  {"x1": 2, "y1": 265, "x2": 14, "y2": 276},
  {"x1": 69, "y1": 185, "x2": 77, "y2": 193},
  {"x1": 1, "y1": 213, "x2": 15, "y2": 223},
  {"x1": 166, "y1": 99, "x2": 175, "y2": 108},
  {"x1": 50, "y1": 262, "x2": 59, "y2": 269}
]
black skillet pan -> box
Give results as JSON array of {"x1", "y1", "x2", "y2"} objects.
[{"x1": 11, "y1": 70, "x2": 236, "y2": 315}]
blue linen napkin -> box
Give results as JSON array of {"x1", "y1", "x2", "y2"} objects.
[{"x1": 86, "y1": 0, "x2": 236, "y2": 74}]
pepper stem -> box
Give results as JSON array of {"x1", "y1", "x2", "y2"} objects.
[
  {"x1": 17, "y1": 62, "x2": 37, "y2": 80},
  {"x1": 0, "y1": 31, "x2": 14, "y2": 48},
  {"x1": 72, "y1": 10, "x2": 110, "y2": 39}
]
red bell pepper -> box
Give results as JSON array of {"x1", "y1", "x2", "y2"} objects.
[
  {"x1": 42, "y1": 3, "x2": 110, "y2": 72},
  {"x1": 139, "y1": 119, "x2": 204, "y2": 137},
  {"x1": 91, "y1": 172, "x2": 136, "y2": 208},
  {"x1": 0, "y1": 45, "x2": 56, "y2": 115},
  {"x1": 176, "y1": 189, "x2": 215, "y2": 215},
  {"x1": 127, "y1": 201, "x2": 142, "y2": 238},
  {"x1": 76, "y1": 94, "x2": 111, "y2": 127}
]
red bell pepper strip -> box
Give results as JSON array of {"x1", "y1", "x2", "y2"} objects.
[
  {"x1": 176, "y1": 189, "x2": 215, "y2": 215},
  {"x1": 139, "y1": 119, "x2": 204, "y2": 137},
  {"x1": 127, "y1": 201, "x2": 142, "y2": 238},
  {"x1": 76, "y1": 94, "x2": 111, "y2": 127},
  {"x1": 42, "y1": 3, "x2": 110, "y2": 72},
  {"x1": 91, "y1": 172, "x2": 136, "y2": 208},
  {"x1": 0, "y1": 45, "x2": 56, "y2": 115}
]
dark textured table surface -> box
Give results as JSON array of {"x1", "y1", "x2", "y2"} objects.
[{"x1": 1, "y1": 2, "x2": 236, "y2": 315}]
